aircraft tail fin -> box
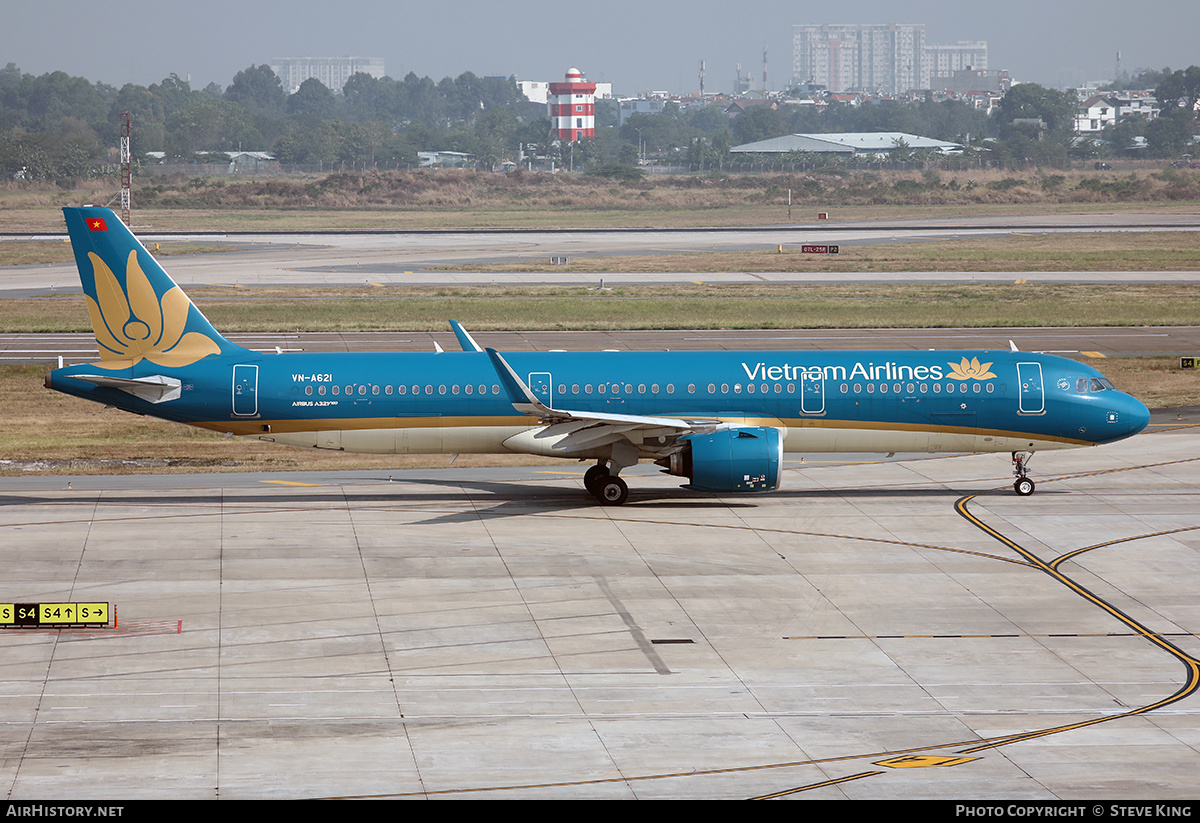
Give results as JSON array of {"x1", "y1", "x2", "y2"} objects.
[{"x1": 63, "y1": 206, "x2": 243, "y2": 368}]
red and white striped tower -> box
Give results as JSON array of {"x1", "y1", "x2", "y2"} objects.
[{"x1": 549, "y1": 67, "x2": 597, "y2": 142}]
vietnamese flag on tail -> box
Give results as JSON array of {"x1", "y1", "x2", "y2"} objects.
[{"x1": 86, "y1": 217, "x2": 108, "y2": 231}]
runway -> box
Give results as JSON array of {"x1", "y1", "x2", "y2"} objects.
[
  {"x1": 1, "y1": 418, "x2": 1198, "y2": 799},
  {"x1": 3, "y1": 212, "x2": 1200, "y2": 294}
]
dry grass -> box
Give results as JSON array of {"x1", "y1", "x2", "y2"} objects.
[
  {"x1": 6, "y1": 282, "x2": 1200, "y2": 333},
  {"x1": 459, "y1": 232, "x2": 1200, "y2": 273},
  {"x1": 3, "y1": 166, "x2": 1199, "y2": 231}
]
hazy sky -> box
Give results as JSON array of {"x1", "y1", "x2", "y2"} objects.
[{"x1": 4, "y1": 0, "x2": 1196, "y2": 94}]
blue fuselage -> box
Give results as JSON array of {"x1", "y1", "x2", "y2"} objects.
[{"x1": 47, "y1": 347, "x2": 1151, "y2": 458}]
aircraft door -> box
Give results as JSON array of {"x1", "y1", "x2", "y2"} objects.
[
  {"x1": 1017, "y1": 362, "x2": 1045, "y2": 414},
  {"x1": 232, "y1": 364, "x2": 259, "y2": 417},
  {"x1": 800, "y1": 372, "x2": 825, "y2": 415},
  {"x1": 528, "y1": 372, "x2": 552, "y2": 406}
]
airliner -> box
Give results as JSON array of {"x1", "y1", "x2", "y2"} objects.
[{"x1": 45, "y1": 206, "x2": 1151, "y2": 504}]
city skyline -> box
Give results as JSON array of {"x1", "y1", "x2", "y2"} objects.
[{"x1": 2, "y1": 0, "x2": 1195, "y2": 97}]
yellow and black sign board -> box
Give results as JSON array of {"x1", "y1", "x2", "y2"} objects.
[
  {"x1": 1, "y1": 602, "x2": 110, "y2": 627},
  {"x1": 1181, "y1": 357, "x2": 1197, "y2": 369}
]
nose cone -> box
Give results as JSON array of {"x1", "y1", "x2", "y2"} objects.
[{"x1": 1126, "y1": 395, "x2": 1151, "y2": 436}]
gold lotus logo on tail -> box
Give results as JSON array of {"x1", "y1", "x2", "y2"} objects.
[
  {"x1": 85, "y1": 250, "x2": 221, "y2": 369},
  {"x1": 947, "y1": 356, "x2": 997, "y2": 380}
]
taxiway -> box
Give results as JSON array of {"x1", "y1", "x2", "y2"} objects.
[{"x1": 1, "y1": 418, "x2": 1198, "y2": 799}]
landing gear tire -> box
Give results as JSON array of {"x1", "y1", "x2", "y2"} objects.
[
  {"x1": 1014, "y1": 477, "x2": 1035, "y2": 497},
  {"x1": 583, "y1": 464, "x2": 609, "y2": 495},
  {"x1": 596, "y1": 476, "x2": 629, "y2": 506}
]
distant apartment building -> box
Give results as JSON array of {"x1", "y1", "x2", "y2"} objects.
[
  {"x1": 925, "y1": 41, "x2": 988, "y2": 82},
  {"x1": 269, "y1": 57, "x2": 385, "y2": 95},
  {"x1": 792, "y1": 25, "x2": 989, "y2": 94},
  {"x1": 792, "y1": 24, "x2": 926, "y2": 95}
]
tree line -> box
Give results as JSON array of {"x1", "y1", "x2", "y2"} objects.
[{"x1": 1, "y1": 61, "x2": 1197, "y2": 182}]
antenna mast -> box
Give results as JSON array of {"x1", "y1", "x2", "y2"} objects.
[{"x1": 119, "y1": 111, "x2": 131, "y2": 226}]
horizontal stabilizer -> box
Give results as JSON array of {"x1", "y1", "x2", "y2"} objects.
[{"x1": 70, "y1": 373, "x2": 181, "y2": 404}]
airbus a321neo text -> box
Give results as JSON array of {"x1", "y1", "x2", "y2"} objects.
[{"x1": 45, "y1": 207, "x2": 1151, "y2": 505}]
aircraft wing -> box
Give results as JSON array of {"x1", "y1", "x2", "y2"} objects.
[{"x1": 485, "y1": 348, "x2": 726, "y2": 455}]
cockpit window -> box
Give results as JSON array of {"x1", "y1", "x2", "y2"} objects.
[{"x1": 1077, "y1": 377, "x2": 1115, "y2": 393}]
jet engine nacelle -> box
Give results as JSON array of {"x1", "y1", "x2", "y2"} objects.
[{"x1": 661, "y1": 426, "x2": 783, "y2": 493}]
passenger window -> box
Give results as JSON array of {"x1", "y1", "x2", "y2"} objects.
[
  {"x1": 305, "y1": 386, "x2": 313, "y2": 395},
  {"x1": 666, "y1": 384, "x2": 674, "y2": 394}
]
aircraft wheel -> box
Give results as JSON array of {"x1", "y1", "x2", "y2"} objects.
[
  {"x1": 584, "y1": 465, "x2": 609, "y2": 494},
  {"x1": 596, "y1": 476, "x2": 629, "y2": 506},
  {"x1": 1014, "y1": 477, "x2": 1035, "y2": 497}
]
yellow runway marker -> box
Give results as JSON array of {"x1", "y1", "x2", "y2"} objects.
[
  {"x1": 1081, "y1": 351, "x2": 1106, "y2": 358},
  {"x1": 261, "y1": 480, "x2": 323, "y2": 487}
]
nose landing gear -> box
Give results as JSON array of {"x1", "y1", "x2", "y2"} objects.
[{"x1": 1012, "y1": 451, "x2": 1035, "y2": 496}]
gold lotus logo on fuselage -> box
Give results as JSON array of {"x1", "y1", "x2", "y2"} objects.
[
  {"x1": 946, "y1": 356, "x2": 997, "y2": 380},
  {"x1": 86, "y1": 250, "x2": 221, "y2": 369}
]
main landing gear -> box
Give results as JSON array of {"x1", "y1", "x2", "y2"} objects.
[
  {"x1": 584, "y1": 462, "x2": 628, "y2": 505},
  {"x1": 1012, "y1": 451, "x2": 1035, "y2": 496}
]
